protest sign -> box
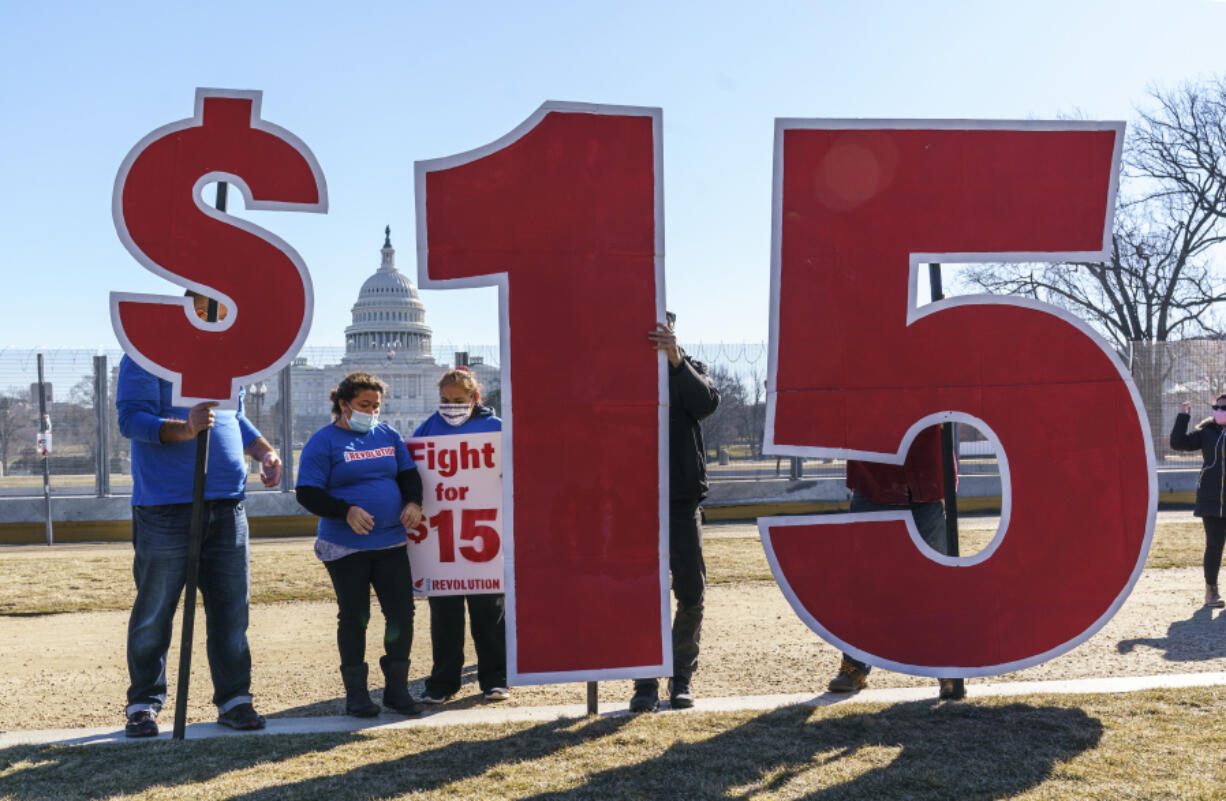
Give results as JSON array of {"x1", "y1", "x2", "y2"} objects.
[
  {"x1": 407, "y1": 432, "x2": 504, "y2": 596},
  {"x1": 760, "y1": 120, "x2": 1154, "y2": 677},
  {"x1": 415, "y1": 102, "x2": 669, "y2": 684}
]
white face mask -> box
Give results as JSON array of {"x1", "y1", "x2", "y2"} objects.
[
  {"x1": 348, "y1": 408, "x2": 378, "y2": 433},
  {"x1": 439, "y1": 403, "x2": 473, "y2": 427}
]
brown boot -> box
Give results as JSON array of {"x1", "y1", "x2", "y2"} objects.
[
  {"x1": 1206, "y1": 583, "x2": 1224, "y2": 609},
  {"x1": 938, "y1": 678, "x2": 966, "y2": 700},
  {"x1": 827, "y1": 659, "x2": 867, "y2": 693}
]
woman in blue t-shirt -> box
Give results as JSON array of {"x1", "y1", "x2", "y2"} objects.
[
  {"x1": 414, "y1": 367, "x2": 508, "y2": 703},
  {"x1": 295, "y1": 372, "x2": 424, "y2": 717}
]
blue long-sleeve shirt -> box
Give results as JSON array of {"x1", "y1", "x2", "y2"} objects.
[{"x1": 116, "y1": 356, "x2": 260, "y2": 505}]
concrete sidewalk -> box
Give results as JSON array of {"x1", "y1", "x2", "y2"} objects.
[{"x1": 5, "y1": 670, "x2": 1225, "y2": 749}]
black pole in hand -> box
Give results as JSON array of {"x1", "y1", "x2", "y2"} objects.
[
  {"x1": 172, "y1": 180, "x2": 225, "y2": 740},
  {"x1": 172, "y1": 418, "x2": 211, "y2": 740}
]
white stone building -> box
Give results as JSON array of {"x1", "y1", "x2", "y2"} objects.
[{"x1": 287, "y1": 227, "x2": 498, "y2": 441}]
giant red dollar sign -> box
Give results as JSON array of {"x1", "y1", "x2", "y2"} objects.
[
  {"x1": 761, "y1": 121, "x2": 1155, "y2": 676},
  {"x1": 111, "y1": 88, "x2": 327, "y2": 406}
]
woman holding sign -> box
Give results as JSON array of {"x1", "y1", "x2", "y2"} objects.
[
  {"x1": 295, "y1": 372, "x2": 425, "y2": 717},
  {"x1": 1172, "y1": 397, "x2": 1226, "y2": 609},
  {"x1": 412, "y1": 367, "x2": 508, "y2": 703}
]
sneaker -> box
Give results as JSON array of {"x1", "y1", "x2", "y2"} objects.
[
  {"x1": 938, "y1": 678, "x2": 966, "y2": 700},
  {"x1": 420, "y1": 692, "x2": 452, "y2": 705},
  {"x1": 827, "y1": 659, "x2": 868, "y2": 693},
  {"x1": 124, "y1": 709, "x2": 158, "y2": 738},
  {"x1": 483, "y1": 687, "x2": 510, "y2": 701},
  {"x1": 217, "y1": 703, "x2": 266, "y2": 731},
  {"x1": 629, "y1": 684, "x2": 659, "y2": 713},
  {"x1": 1207, "y1": 583, "x2": 1224, "y2": 609},
  {"x1": 667, "y1": 678, "x2": 695, "y2": 710}
]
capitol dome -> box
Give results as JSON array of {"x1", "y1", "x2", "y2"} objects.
[{"x1": 343, "y1": 226, "x2": 432, "y2": 363}]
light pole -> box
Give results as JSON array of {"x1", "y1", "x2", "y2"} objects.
[{"x1": 247, "y1": 382, "x2": 267, "y2": 431}]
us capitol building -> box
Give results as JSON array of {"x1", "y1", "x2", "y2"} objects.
[{"x1": 286, "y1": 227, "x2": 498, "y2": 438}]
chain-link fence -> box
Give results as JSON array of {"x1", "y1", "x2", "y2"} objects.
[
  {"x1": 0, "y1": 338, "x2": 1216, "y2": 498},
  {"x1": 1127, "y1": 339, "x2": 1226, "y2": 467}
]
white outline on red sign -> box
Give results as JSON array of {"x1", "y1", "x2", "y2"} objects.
[
  {"x1": 414, "y1": 101, "x2": 670, "y2": 685},
  {"x1": 759, "y1": 118, "x2": 1157, "y2": 678},
  {"x1": 110, "y1": 87, "x2": 328, "y2": 408}
]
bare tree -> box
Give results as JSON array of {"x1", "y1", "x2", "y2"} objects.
[
  {"x1": 963, "y1": 81, "x2": 1226, "y2": 348},
  {"x1": 701, "y1": 364, "x2": 748, "y2": 459},
  {"x1": 960, "y1": 78, "x2": 1226, "y2": 452},
  {"x1": 744, "y1": 365, "x2": 766, "y2": 459},
  {"x1": 0, "y1": 393, "x2": 32, "y2": 473}
]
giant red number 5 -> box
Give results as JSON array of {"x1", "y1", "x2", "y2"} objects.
[
  {"x1": 416, "y1": 103, "x2": 668, "y2": 683},
  {"x1": 760, "y1": 121, "x2": 1155, "y2": 676}
]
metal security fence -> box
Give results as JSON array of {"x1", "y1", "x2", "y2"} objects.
[
  {"x1": 0, "y1": 338, "x2": 1214, "y2": 499},
  {"x1": 1128, "y1": 339, "x2": 1226, "y2": 466}
]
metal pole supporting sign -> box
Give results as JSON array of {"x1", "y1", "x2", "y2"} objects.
[
  {"x1": 172, "y1": 180, "x2": 226, "y2": 740},
  {"x1": 928, "y1": 262, "x2": 964, "y2": 699}
]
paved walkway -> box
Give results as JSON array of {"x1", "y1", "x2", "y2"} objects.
[{"x1": 5, "y1": 670, "x2": 1225, "y2": 749}]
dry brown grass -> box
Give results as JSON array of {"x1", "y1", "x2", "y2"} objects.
[
  {"x1": 0, "y1": 521, "x2": 1210, "y2": 616},
  {"x1": 1, "y1": 689, "x2": 1224, "y2": 800},
  {"x1": 0, "y1": 517, "x2": 1224, "y2": 799}
]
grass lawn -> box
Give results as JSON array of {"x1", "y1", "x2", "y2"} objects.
[
  {"x1": 1, "y1": 689, "x2": 1224, "y2": 800},
  {"x1": 0, "y1": 519, "x2": 1220, "y2": 799},
  {"x1": 0, "y1": 521, "x2": 1208, "y2": 616}
]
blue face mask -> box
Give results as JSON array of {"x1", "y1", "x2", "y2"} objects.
[{"x1": 348, "y1": 409, "x2": 378, "y2": 433}]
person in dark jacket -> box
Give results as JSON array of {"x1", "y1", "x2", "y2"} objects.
[
  {"x1": 1170, "y1": 397, "x2": 1226, "y2": 608},
  {"x1": 630, "y1": 312, "x2": 721, "y2": 712}
]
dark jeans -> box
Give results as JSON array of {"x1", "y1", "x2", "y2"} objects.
[
  {"x1": 424, "y1": 593, "x2": 506, "y2": 696},
  {"x1": 323, "y1": 546, "x2": 415, "y2": 666},
  {"x1": 126, "y1": 499, "x2": 252, "y2": 715},
  {"x1": 842, "y1": 491, "x2": 947, "y2": 677},
  {"x1": 1204, "y1": 516, "x2": 1226, "y2": 585},
  {"x1": 637, "y1": 500, "x2": 706, "y2": 691}
]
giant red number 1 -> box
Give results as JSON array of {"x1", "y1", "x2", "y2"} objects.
[
  {"x1": 760, "y1": 121, "x2": 1155, "y2": 676},
  {"x1": 416, "y1": 103, "x2": 669, "y2": 683}
]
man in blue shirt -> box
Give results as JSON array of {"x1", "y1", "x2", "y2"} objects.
[{"x1": 117, "y1": 293, "x2": 282, "y2": 736}]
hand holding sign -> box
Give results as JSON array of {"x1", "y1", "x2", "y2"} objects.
[
  {"x1": 401, "y1": 502, "x2": 424, "y2": 531},
  {"x1": 110, "y1": 88, "x2": 328, "y2": 407}
]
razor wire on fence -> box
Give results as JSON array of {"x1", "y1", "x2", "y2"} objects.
[{"x1": 0, "y1": 338, "x2": 1217, "y2": 498}]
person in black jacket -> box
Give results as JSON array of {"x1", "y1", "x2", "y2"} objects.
[
  {"x1": 630, "y1": 312, "x2": 721, "y2": 712},
  {"x1": 1171, "y1": 396, "x2": 1226, "y2": 608}
]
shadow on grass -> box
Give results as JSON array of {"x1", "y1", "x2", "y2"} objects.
[
  {"x1": 1117, "y1": 605, "x2": 1226, "y2": 661},
  {"x1": 0, "y1": 701, "x2": 1101, "y2": 800},
  {"x1": 0, "y1": 714, "x2": 631, "y2": 801},
  {"x1": 518, "y1": 701, "x2": 1103, "y2": 801}
]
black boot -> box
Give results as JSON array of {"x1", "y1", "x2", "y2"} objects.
[
  {"x1": 380, "y1": 656, "x2": 423, "y2": 716},
  {"x1": 629, "y1": 679, "x2": 660, "y2": 713},
  {"x1": 340, "y1": 664, "x2": 380, "y2": 718}
]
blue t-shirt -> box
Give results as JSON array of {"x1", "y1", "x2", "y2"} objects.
[
  {"x1": 116, "y1": 356, "x2": 260, "y2": 506},
  {"x1": 297, "y1": 422, "x2": 416, "y2": 551},
  {"x1": 412, "y1": 407, "x2": 502, "y2": 438}
]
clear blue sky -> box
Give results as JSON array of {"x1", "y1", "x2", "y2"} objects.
[{"x1": 3, "y1": 0, "x2": 1226, "y2": 352}]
